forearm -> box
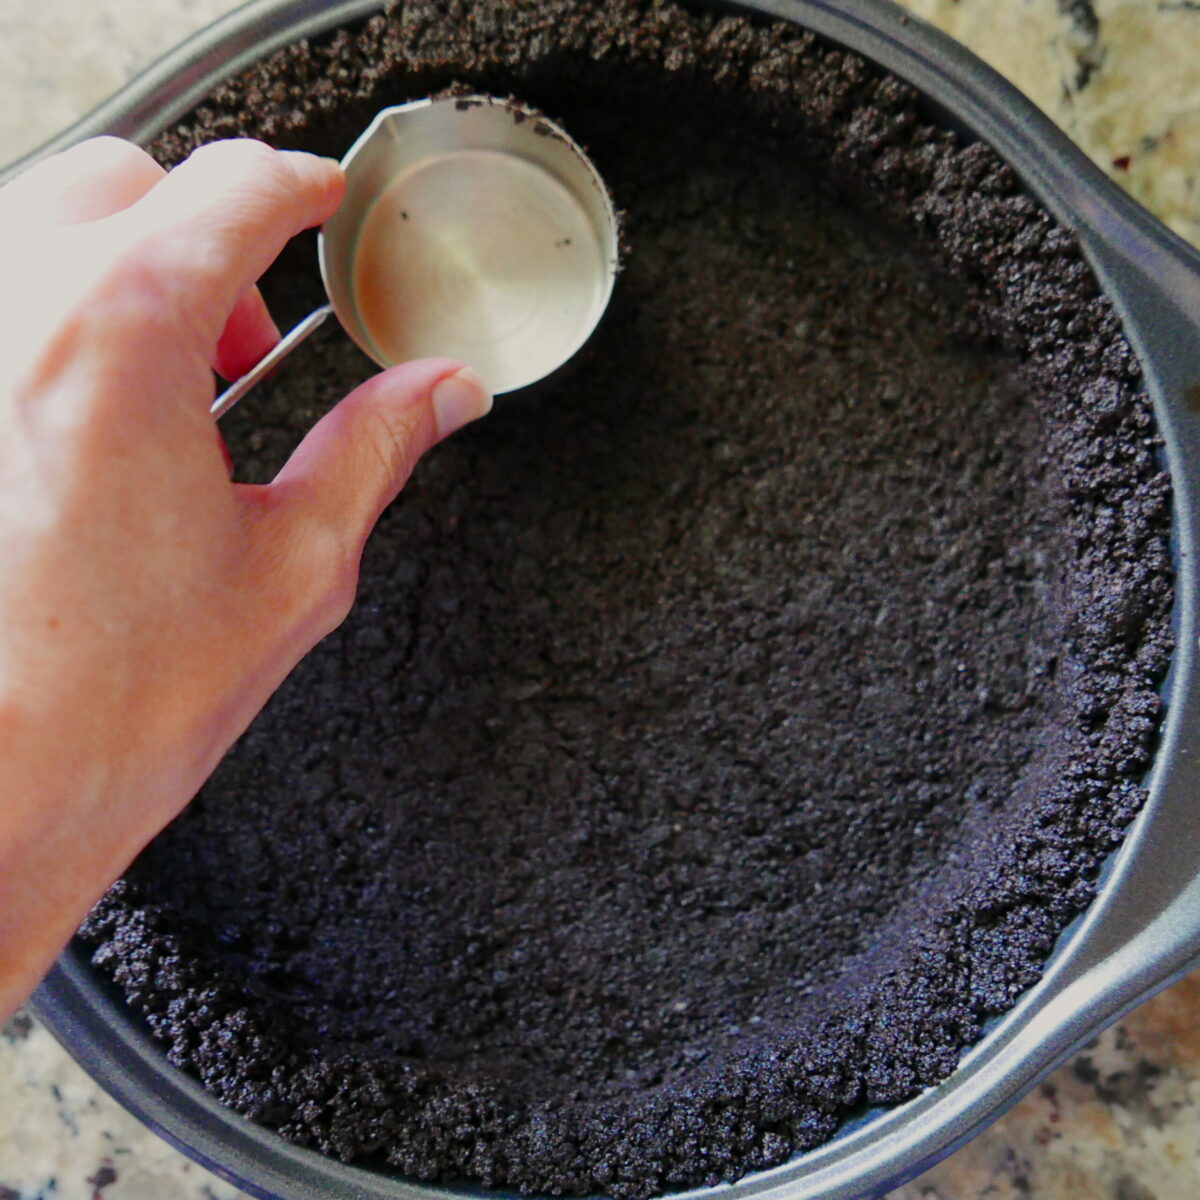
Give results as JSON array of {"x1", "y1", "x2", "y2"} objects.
[
  {"x1": 0, "y1": 673, "x2": 228, "y2": 1022},
  {"x1": 0, "y1": 722, "x2": 128, "y2": 1022}
]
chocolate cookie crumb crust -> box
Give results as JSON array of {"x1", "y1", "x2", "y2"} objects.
[{"x1": 80, "y1": 2, "x2": 1172, "y2": 1195}]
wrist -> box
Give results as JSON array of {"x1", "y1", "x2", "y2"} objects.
[{"x1": 0, "y1": 687, "x2": 197, "y2": 1021}]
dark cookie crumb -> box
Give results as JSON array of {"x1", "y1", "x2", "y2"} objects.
[{"x1": 81, "y1": 1, "x2": 1172, "y2": 1196}]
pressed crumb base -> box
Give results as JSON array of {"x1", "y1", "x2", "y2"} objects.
[{"x1": 81, "y1": 2, "x2": 1173, "y2": 1196}]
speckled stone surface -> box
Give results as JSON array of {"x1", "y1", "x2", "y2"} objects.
[{"x1": 1, "y1": 2, "x2": 1199, "y2": 1199}]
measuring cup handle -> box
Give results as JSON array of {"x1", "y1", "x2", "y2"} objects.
[{"x1": 210, "y1": 304, "x2": 335, "y2": 420}]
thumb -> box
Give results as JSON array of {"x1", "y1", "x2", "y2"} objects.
[{"x1": 260, "y1": 355, "x2": 491, "y2": 594}]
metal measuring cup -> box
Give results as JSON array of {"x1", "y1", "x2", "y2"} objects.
[{"x1": 212, "y1": 95, "x2": 620, "y2": 418}]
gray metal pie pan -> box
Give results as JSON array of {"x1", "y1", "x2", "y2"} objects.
[{"x1": 9, "y1": 2, "x2": 1200, "y2": 1198}]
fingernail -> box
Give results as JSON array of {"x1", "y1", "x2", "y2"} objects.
[
  {"x1": 431, "y1": 367, "x2": 493, "y2": 438},
  {"x1": 280, "y1": 149, "x2": 343, "y2": 171}
]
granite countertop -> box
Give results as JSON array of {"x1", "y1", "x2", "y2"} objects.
[{"x1": 1, "y1": 2, "x2": 1198, "y2": 1199}]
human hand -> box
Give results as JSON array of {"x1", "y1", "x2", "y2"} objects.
[{"x1": 0, "y1": 136, "x2": 491, "y2": 1019}]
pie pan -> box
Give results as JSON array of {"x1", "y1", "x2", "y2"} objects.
[{"x1": 7, "y1": 1, "x2": 1200, "y2": 1198}]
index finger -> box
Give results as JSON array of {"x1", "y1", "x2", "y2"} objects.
[
  {"x1": 0, "y1": 137, "x2": 165, "y2": 227},
  {"x1": 109, "y1": 139, "x2": 344, "y2": 353}
]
